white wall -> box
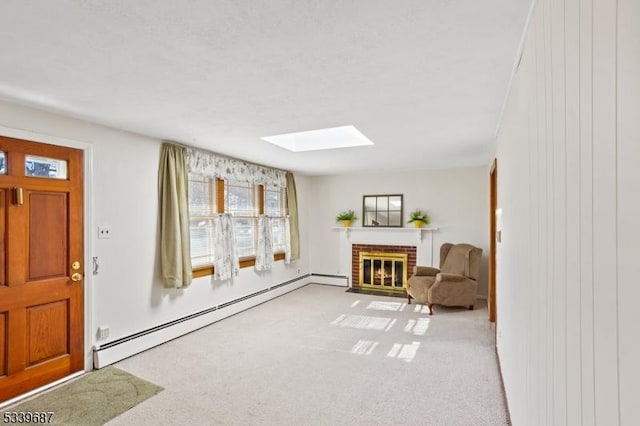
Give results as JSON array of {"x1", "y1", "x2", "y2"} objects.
[
  {"x1": 308, "y1": 168, "x2": 489, "y2": 296},
  {"x1": 617, "y1": 1, "x2": 640, "y2": 423},
  {"x1": 495, "y1": 0, "x2": 640, "y2": 424},
  {"x1": 0, "y1": 101, "x2": 311, "y2": 364}
]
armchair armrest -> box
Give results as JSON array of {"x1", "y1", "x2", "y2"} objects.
[
  {"x1": 436, "y1": 272, "x2": 467, "y2": 282},
  {"x1": 413, "y1": 266, "x2": 440, "y2": 276}
]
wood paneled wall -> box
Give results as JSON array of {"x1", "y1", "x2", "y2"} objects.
[{"x1": 495, "y1": 0, "x2": 639, "y2": 424}]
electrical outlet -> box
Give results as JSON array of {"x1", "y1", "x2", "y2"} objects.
[
  {"x1": 98, "y1": 225, "x2": 111, "y2": 239},
  {"x1": 97, "y1": 326, "x2": 109, "y2": 340},
  {"x1": 297, "y1": 269, "x2": 301, "y2": 274}
]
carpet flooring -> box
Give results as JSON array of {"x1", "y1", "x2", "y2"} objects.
[
  {"x1": 1, "y1": 366, "x2": 163, "y2": 425},
  {"x1": 110, "y1": 284, "x2": 508, "y2": 425}
]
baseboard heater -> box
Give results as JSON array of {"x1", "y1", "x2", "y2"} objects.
[
  {"x1": 309, "y1": 273, "x2": 349, "y2": 287},
  {"x1": 93, "y1": 274, "x2": 311, "y2": 368}
]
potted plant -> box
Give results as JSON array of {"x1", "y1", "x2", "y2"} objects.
[
  {"x1": 407, "y1": 209, "x2": 429, "y2": 228},
  {"x1": 336, "y1": 209, "x2": 358, "y2": 227}
]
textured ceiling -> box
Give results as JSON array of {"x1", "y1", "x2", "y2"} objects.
[{"x1": 0, "y1": 0, "x2": 531, "y2": 175}]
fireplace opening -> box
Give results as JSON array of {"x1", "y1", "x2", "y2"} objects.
[{"x1": 359, "y1": 252, "x2": 408, "y2": 292}]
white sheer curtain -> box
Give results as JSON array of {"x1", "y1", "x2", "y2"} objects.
[
  {"x1": 213, "y1": 214, "x2": 239, "y2": 281},
  {"x1": 255, "y1": 215, "x2": 274, "y2": 271}
]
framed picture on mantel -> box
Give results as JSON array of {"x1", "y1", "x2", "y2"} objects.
[{"x1": 362, "y1": 194, "x2": 403, "y2": 227}]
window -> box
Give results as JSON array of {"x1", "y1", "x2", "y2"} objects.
[
  {"x1": 188, "y1": 176, "x2": 287, "y2": 275},
  {"x1": 225, "y1": 180, "x2": 259, "y2": 258},
  {"x1": 265, "y1": 185, "x2": 287, "y2": 253},
  {"x1": 188, "y1": 174, "x2": 217, "y2": 268}
]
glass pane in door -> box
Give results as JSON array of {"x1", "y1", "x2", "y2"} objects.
[{"x1": 25, "y1": 155, "x2": 68, "y2": 179}]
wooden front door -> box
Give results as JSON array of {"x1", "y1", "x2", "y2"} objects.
[{"x1": 0, "y1": 136, "x2": 84, "y2": 402}]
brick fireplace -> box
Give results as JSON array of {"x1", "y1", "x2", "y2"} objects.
[{"x1": 351, "y1": 244, "x2": 417, "y2": 290}]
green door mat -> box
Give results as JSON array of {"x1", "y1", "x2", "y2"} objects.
[{"x1": 1, "y1": 366, "x2": 163, "y2": 425}]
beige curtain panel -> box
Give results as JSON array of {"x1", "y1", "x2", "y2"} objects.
[
  {"x1": 158, "y1": 143, "x2": 192, "y2": 288},
  {"x1": 286, "y1": 172, "x2": 300, "y2": 261}
]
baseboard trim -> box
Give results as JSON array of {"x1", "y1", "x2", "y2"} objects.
[
  {"x1": 309, "y1": 273, "x2": 349, "y2": 287},
  {"x1": 93, "y1": 274, "x2": 311, "y2": 368},
  {"x1": 495, "y1": 342, "x2": 513, "y2": 425}
]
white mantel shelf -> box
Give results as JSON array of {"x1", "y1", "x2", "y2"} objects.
[{"x1": 332, "y1": 226, "x2": 439, "y2": 242}]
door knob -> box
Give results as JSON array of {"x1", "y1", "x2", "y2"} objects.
[{"x1": 71, "y1": 273, "x2": 83, "y2": 282}]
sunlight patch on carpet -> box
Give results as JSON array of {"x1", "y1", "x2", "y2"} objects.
[
  {"x1": 331, "y1": 314, "x2": 397, "y2": 331},
  {"x1": 350, "y1": 340, "x2": 379, "y2": 356},
  {"x1": 414, "y1": 305, "x2": 431, "y2": 314},
  {"x1": 387, "y1": 342, "x2": 421, "y2": 362},
  {"x1": 366, "y1": 301, "x2": 406, "y2": 311},
  {"x1": 404, "y1": 318, "x2": 431, "y2": 335}
]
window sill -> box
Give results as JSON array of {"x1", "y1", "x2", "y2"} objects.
[{"x1": 192, "y1": 252, "x2": 286, "y2": 278}]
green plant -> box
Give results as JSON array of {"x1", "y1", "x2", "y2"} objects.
[
  {"x1": 407, "y1": 209, "x2": 429, "y2": 224},
  {"x1": 335, "y1": 209, "x2": 358, "y2": 222}
]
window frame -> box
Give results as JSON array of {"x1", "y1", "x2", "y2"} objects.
[{"x1": 190, "y1": 178, "x2": 287, "y2": 278}]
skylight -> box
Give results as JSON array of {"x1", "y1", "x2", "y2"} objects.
[{"x1": 261, "y1": 125, "x2": 374, "y2": 152}]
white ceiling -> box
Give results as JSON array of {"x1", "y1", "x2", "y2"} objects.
[{"x1": 0, "y1": 0, "x2": 531, "y2": 176}]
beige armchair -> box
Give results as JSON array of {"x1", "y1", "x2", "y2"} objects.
[{"x1": 406, "y1": 243, "x2": 482, "y2": 314}]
